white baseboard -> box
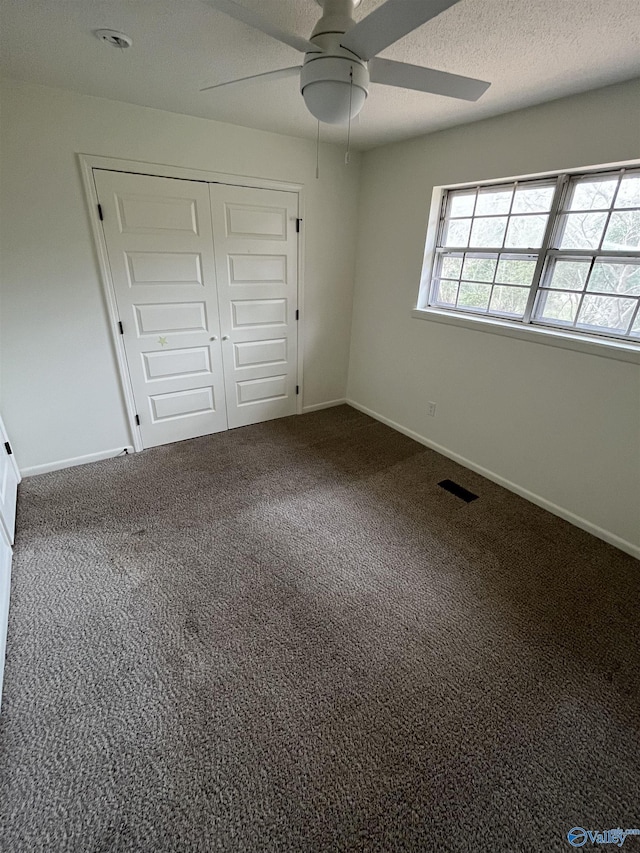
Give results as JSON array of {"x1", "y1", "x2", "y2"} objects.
[
  {"x1": 346, "y1": 398, "x2": 640, "y2": 561},
  {"x1": 21, "y1": 446, "x2": 135, "y2": 478},
  {"x1": 302, "y1": 399, "x2": 346, "y2": 414}
]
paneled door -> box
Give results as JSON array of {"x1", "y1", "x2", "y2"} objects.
[
  {"x1": 94, "y1": 170, "x2": 228, "y2": 448},
  {"x1": 0, "y1": 413, "x2": 19, "y2": 709},
  {"x1": 0, "y1": 414, "x2": 20, "y2": 545},
  {"x1": 210, "y1": 184, "x2": 299, "y2": 429}
]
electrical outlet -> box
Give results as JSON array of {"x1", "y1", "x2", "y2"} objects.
[{"x1": 427, "y1": 401, "x2": 437, "y2": 417}]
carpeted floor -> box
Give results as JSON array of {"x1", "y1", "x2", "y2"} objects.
[{"x1": 0, "y1": 405, "x2": 638, "y2": 853}]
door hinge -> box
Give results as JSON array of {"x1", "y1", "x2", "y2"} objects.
[
  {"x1": 118, "y1": 321, "x2": 124, "y2": 335},
  {"x1": 135, "y1": 415, "x2": 140, "y2": 426},
  {"x1": 295, "y1": 309, "x2": 299, "y2": 321},
  {"x1": 296, "y1": 218, "x2": 301, "y2": 233},
  {"x1": 296, "y1": 385, "x2": 299, "y2": 395},
  {"x1": 4, "y1": 441, "x2": 12, "y2": 456},
  {"x1": 97, "y1": 203, "x2": 104, "y2": 221}
]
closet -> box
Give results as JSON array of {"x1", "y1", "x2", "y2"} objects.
[{"x1": 94, "y1": 169, "x2": 300, "y2": 449}]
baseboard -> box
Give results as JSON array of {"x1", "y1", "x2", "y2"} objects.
[
  {"x1": 21, "y1": 446, "x2": 135, "y2": 478},
  {"x1": 302, "y1": 399, "x2": 346, "y2": 413},
  {"x1": 346, "y1": 399, "x2": 640, "y2": 561}
]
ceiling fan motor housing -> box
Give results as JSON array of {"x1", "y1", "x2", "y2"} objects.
[{"x1": 301, "y1": 0, "x2": 369, "y2": 124}]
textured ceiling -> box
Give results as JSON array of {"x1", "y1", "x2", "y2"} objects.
[{"x1": 1, "y1": 0, "x2": 639, "y2": 150}]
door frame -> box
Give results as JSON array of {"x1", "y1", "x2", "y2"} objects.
[{"x1": 78, "y1": 153, "x2": 306, "y2": 452}]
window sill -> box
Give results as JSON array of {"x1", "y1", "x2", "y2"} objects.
[{"x1": 411, "y1": 307, "x2": 640, "y2": 365}]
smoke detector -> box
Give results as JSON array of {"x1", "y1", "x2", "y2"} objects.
[{"x1": 94, "y1": 29, "x2": 133, "y2": 48}]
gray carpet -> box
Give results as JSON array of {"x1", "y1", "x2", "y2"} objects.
[{"x1": 0, "y1": 405, "x2": 638, "y2": 853}]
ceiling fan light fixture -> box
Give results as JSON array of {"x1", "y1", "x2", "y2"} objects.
[
  {"x1": 300, "y1": 56, "x2": 368, "y2": 124},
  {"x1": 302, "y1": 80, "x2": 366, "y2": 124}
]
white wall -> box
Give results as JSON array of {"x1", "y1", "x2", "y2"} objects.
[
  {"x1": 347, "y1": 78, "x2": 640, "y2": 557},
  {"x1": 0, "y1": 78, "x2": 360, "y2": 471}
]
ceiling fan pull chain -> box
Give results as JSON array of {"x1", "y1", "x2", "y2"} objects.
[
  {"x1": 345, "y1": 66, "x2": 354, "y2": 165},
  {"x1": 316, "y1": 119, "x2": 321, "y2": 180}
]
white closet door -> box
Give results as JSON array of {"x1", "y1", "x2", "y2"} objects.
[
  {"x1": 0, "y1": 412, "x2": 17, "y2": 710},
  {"x1": 94, "y1": 170, "x2": 228, "y2": 448},
  {"x1": 0, "y1": 415, "x2": 19, "y2": 545},
  {"x1": 210, "y1": 184, "x2": 299, "y2": 429}
]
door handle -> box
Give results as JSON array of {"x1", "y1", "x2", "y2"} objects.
[
  {"x1": 222, "y1": 335, "x2": 230, "y2": 341},
  {"x1": 210, "y1": 336, "x2": 217, "y2": 341}
]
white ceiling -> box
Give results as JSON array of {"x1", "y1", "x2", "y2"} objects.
[{"x1": 1, "y1": 0, "x2": 639, "y2": 150}]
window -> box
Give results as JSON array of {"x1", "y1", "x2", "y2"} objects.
[{"x1": 421, "y1": 166, "x2": 640, "y2": 344}]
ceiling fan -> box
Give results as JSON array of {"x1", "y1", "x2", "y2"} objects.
[{"x1": 201, "y1": 0, "x2": 491, "y2": 124}]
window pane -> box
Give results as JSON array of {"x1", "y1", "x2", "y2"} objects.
[
  {"x1": 461, "y1": 256, "x2": 497, "y2": 282},
  {"x1": 457, "y1": 281, "x2": 491, "y2": 310},
  {"x1": 547, "y1": 259, "x2": 590, "y2": 291},
  {"x1": 489, "y1": 286, "x2": 528, "y2": 317},
  {"x1": 576, "y1": 295, "x2": 636, "y2": 333},
  {"x1": 602, "y1": 210, "x2": 640, "y2": 251},
  {"x1": 557, "y1": 212, "x2": 607, "y2": 249},
  {"x1": 440, "y1": 254, "x2": 463, "y2": 279},
  {"x1": 567, "y1": 176, "x2": 618, "y2": 211},
  {"x1": 475, "y1": 187, "x2": 512, "y2": 215},
  {"x1": 536, "y1": 291, "x2": 580, "y2": 325},
  {"x1": 587, "y1": 260, "x2": 640, "y2": 296},
  {"x1": 495, "y1": 257, "x2": 537, "y2": 286},
  {"x1": 630, "y1": 311, "x2": 640, "y2": 338},
  {"x1": 504, "y1": 214, "x2": 548, "y2": 248},
  {"x1": 449, "y1": 190, "x2": 476, "y2": 217},
  {"x1": 512, "y1": 184, "x2": 554, "y2": 213},
  {"x1": 432, "y1": 279, "x2": 458, "y2": 305},
  {"x1": 470, "y1": 217, "x2": 507, "y2": 247},
  {"x1": 615, "y1": 174, "x2": 640, "y2": 209},
  {"x1": 443, "y1": 218, "x2": 471, "y2": 247}
]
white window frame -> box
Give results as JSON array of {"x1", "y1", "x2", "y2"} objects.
[{"x1": 414, "y1": 161, "x2": 640, "y2": 365}]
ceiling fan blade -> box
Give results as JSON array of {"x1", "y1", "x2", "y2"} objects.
[
  {"x1": 200, "y1": 65, "x2": 302, "y2": 92},
  {"x1": 341, "y1": 0, "x2": 462, "y2": 60},
  {"x1": 204, "y1": 0, "x2": 314, "y2": 54},
  {"x1": 370, "y1": 57, "x2": 490, "y2": 101}
]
